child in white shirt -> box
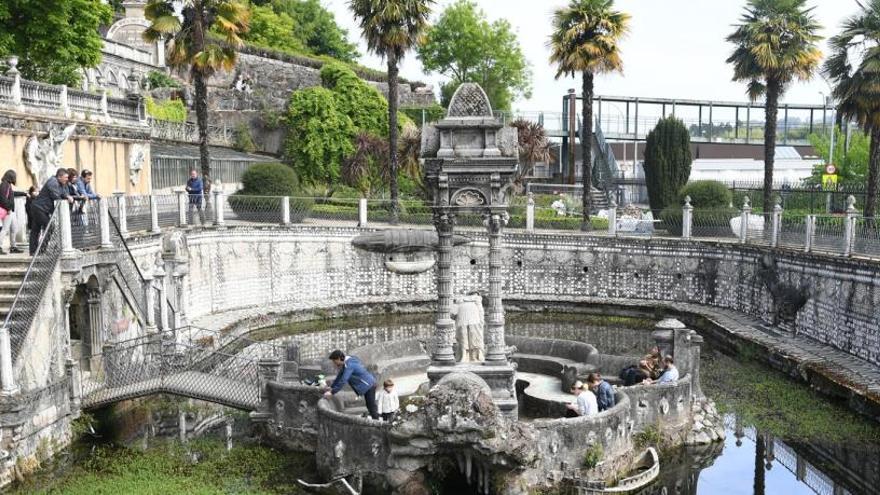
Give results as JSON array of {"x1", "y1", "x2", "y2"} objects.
[{"x1": 377, "y1": 379, "x2": 400, "y2": 422}]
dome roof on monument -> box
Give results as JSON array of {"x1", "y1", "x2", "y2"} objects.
[{"x1": 446, "y1": 83, "x2": 494, "y2": 118}]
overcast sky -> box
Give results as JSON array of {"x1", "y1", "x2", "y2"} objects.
[{"x1": 324, "y1": 0, "x2": 862, "y2": 113}]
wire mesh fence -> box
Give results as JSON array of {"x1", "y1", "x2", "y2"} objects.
[
  {"x1": 70, "y1": 200, "x2": 101, "y2": 249},
  {"x1": 852, "y1": 217, "x2": 880, "y2": 258},
  {"x1": 155, "y1": 194, "x2": 179, "y2": 229},
  {"x1": 778, "y1": 215, "x2": 809, "y2": 251},
  {"x1": 744, "y1": 213, "x2": 773, "y2": 246},
  {"x1": 689, "y1": 210, "x2": 739, "y2": 240},
  {"x1": 107, "y1": 212, "x2": 146, "y2": 318},
  {"x1": 812, "y1": 215, "x2": 847, "y2": 254},
  {"x1": 7, "y1": 211, "x2": 61, "y2": 361},
  {"x1": 223, "y1": 195, "x2": 285, "y2": 225},
  {"x1": 125, "y1": 195, "x2": 152, "y2": 233}
]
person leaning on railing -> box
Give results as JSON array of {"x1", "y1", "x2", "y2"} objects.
[
  {"x1": 76, "y1": 169, "x2": 100, "y2": 230},
  {"x1": 29, "y1": 168, "x2": 73, "y2": 255},
  {"x1": 0, "y1": 170, "x2": 26, "y2": 254}
]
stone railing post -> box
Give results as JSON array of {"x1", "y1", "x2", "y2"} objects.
[
  {"x1": 59, "y1": 200, "x2": 75, "y2": 256},
  {"x1": 0, "y1": 325, "x2": 19, "y2": 396},
  {"x1": 682, "y1": 195, "x2": 693, "y2": 239},
  {"x1": 484, "y1": 211, "x2": 510, "y2": 363},
  {"x1": 155, "y1": 264, "x2": 168, "y2": 331},
  {"x1": 607, "y1": 196, "x2": 617, "y2": 236},
  {"x1": 150, "y1": 195, "x2": 161, "y2": 234},
  {"x1": 177, "y1": 190, "x2": 188, "y2": 226},
  {"x1": 59, "y1": 85, "x2": 70, "y2": 118},
  {"x1": 8, "y1": 57, "x2": 22, "y2": 111},
  {"x1": 144, "y1": 272, "x2": 157, "y2": 333},
  {"x1": 213, "y1": 190, "x2": 225, "y2": 227},
  {"x1": 804, "y1": 215, "x2": 816, "y2": 253},
  {"x1": 526, "y1": 192, "x2": 535, "y2": 233},
  {"x1": 258, "y1": 358, "x2": 281, "y2": 403},
  {"x1": 281, "y1": 196, "x2": 291, "y2": 225},
  {"x1": 100, "y1": 89, "x2": 109, "y2": 121},
  {"x1": 844, "y1": 195, "x2": 857, "y2": 257},
  {"x1": 358, "y1": 198, "x2": 368, "y2": 227},
  {"x1": 114, "y1": 192, "x2": 128, "y2": 238},
  {"x1": 432, "y1": 211, "x2": 456, "y2": 364},
  {"x1": 99, "y1": 198, "x2": 112, "y2": 249},
  {"x1": 739, "y1": 197, "x2": 751, "y2": 244},
  {"x1": 687, "y1": 331, "x2": 704, "y2": 399},
  {"x1": 652, "y1": 318, "x2": 682, "y2": 360},
  {"x1": 771, "y1": 198, "x2": 782, "y2": 248}
]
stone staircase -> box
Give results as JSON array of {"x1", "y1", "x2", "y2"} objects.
[{"x1": 0, "y1": 254, "x2": 31, "y2": 320}]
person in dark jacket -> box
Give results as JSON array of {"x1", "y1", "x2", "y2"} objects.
[
  {"x1": 185, "y1": 170, "x2": 205, "y2": 225},
  {"x1": 587, "y1": 372, "x2": 616, "y2": 412},
  {"x1": 324, "y1": 349, "x2": 379, "y2": 420},
  {"x1": 25, "y1": 186, "x2": 38, "y2": 233},
  {"x1": 30, "y1": 168, "x2": 73, "y2": 255},
  {"x1": 0, "y1": 170, "x2": 25, "y2": 254}
]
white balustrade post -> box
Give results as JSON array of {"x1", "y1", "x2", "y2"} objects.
[
  {"x1": 177, "y1": 190, "x2": 188, "y2": 226},
  {"x1": 114, "y1": 192, "x2": 128, "y2": 238},
  {"x1": 214, "y1": 190, "x2": 225, "y2": 227},
  {"x1": 8, "y1": 57, "x2": 22, "y2": 111},
  {"x1": 771, "y1": 198, "x2": 782, "y2": 248},
  {"x1": 59, "y1": 85, "x2": 70, "y2": 118},
  {"x1": 99, "y1": 197, "x2": 112, "y2": 249},
  {"x1": 281, "y1": 196, "x2": 291, "y2": 225},
  {"x1": 100, "y1": 89, "x2": 109, "y2": 121},
  {"x1": 844, "y1": 195, "x2": 857, "y2": 257},
  {"x1": 682, "y1": 195, "x2": 693, "y2": 239},
  {"x1": 804, "y1": 215, "x2": 816, "y2": 253},
  {"x1": 150, "y1": 195, "x2": 161, "y2": 234},
  {"x1": 59, "y1": 200, "x2": 75, "y2": 256},
  {"x1": 155, "y1": 265, "x2": 169, "y2": 331},
  {"x1": 739, "y1": 197, "x2": 751, "y2": 244},
  {"x1": 607, "y1": 196, "x2": 617, "y2": 236},
  {"x1": 526, "y1": 192, "x2": 535, "y2": 232},
  {"x1": 144, "y1": 272, "x2": 157, "y2": 333},
  {"x1": 0, "y1": 325, "x2": 19, "y2": 396},
  {"x1": 358, "y1": 198, "x2": 368, "y2": 227}
]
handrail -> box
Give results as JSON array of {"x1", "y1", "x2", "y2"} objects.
[{"x1": 106, "y1": 210, "x2": 147, "y2": 319}]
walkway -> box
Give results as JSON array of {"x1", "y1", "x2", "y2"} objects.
[{"x1": 82, "y1": 370, "x2": 260, "y2": 410}]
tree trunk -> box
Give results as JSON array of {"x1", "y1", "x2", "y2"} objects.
[
  {"x1": 387, "y1": 56, "x2": 400, "y2": 224},
  {"x1": 581, "y1": 71, "x2": 594, "y2": 231},
  {"x1": 763, "y1": 79, "x2": 781, "y2": 211},
  {"x1": 192, "y1": 3, "x2": 212, "y2": 221},
  {"x1": 753, "y1": 432, "x2": 766, "y2": 495},
  {"x1": 865, "y1": 126, "x2": 880, "y2": 218}
]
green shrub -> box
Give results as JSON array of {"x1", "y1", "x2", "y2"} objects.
[
  {"x1": 240, "y1": 162, "x2": 300, "y2": 196},
  {"x1": 283, "y1": 87, "x2": 355, "y2": 185},
  {"x1": 400, "y1": 104, "x2": 445, "y2": 127},
  {"x1": 644, "y1": 117, "x2": 692, "y2": 213},
  {"x1": 233, "y1": 123, "x2": 257, "y2": 153},
  {"x1": 678, "y1": 180, "x2": 732, "y2": 208},
  {"x1": 320, "y1": 62, "x2": 389, "y2": 136},
  {"x1": 583, "y1": 443, "x2": 604, "y2": 469},
  {"x1": 145, "y1": 70, "x2": 180, "y2": 89},
  {"x1": 230, "y1": 163, "x2": 312, "y2": 223},
  {"x1": 145, "y1": 96, "x2": 187, "y2": 122},
  {"x1": 634, "y1": 424, "x2": 663, "y2": 449}
]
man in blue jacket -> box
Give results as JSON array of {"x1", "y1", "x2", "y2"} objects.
[
  {"x1": 324, "y1": 349, "x2": 379, "y2": 420},
  {"x1": 185, "y1": 170, "x2": 205, "y2": 225},
  {"x1": 588, "y1": 372, "x2": 616, "y2": 412}
]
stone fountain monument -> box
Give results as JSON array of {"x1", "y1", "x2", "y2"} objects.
[{"x1": 422, "y1": 83, "x2": 520, "y2": 418}]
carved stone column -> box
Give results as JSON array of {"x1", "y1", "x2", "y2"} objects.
[
  {"x1": 432, "y1": 209, "x2": 456, "y2": 365},
  {"x1": 484, "y1": 211, "x2": 509, "y2": 363},
  {"x1": 87, "y1": 288, "x2": 103, "y2": 372}
]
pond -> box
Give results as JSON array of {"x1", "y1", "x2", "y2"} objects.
[{"x1": 12, "y1": 313, "x2": 880, "y2": 495}]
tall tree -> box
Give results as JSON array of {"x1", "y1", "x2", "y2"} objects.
[
  {"x1": 418, "y1": 0, "x2": 532, "y2": 112},
  {"x1": 0, "y1": 0, "x2": 112, "y2": 86},
  {"x1": 727, "y1": 0, "x2": 822, "y2": 210},
  {"x1": 144, "y1": 0, "x2": 250, "y2": 204},
  {"x1": 824, "y1": 0, "x2": 880, "y2": 217},
  {"x1": 643, "y1": 116, "x2": 693, "y2": 215},
  {"x1": 349, "y1": 0, "x2": 433, "y2": 223},
  {"x1": 549, "y1": 0, "x2": 630, "y2": 230}
]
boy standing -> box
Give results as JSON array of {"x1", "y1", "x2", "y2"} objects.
[{"x1": 377, "y1": 379, "x2": 400, "y2": 422}]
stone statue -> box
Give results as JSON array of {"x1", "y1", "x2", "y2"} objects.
[
  {"x1": 24, "y1": 124, "x2": 76, "y2": 185},
  {"x1": 129, "y1": 144, "x2": 146, "y2": 186},
  {"x1": 451, "y1": 293, "x2": 485, "y2": 362}
]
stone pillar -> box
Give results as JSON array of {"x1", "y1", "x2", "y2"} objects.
[
  {"x1": 687, "y1": 331, "x2": 703, "y2": 398},
  {"x1": 804, "y1": 215, "x2": 815, "y2": 253},
  {"x1": 114, "y1": 192, "x2": 128, "y2": 238},
  {"x1": 60, "y1": 85, "x2": 70, "y2": 118},
  {"x1": 156, "y1": 265, "x2": 169, "y2": 331},
  {"x1": 144, "y1": 272, "x2": 157, "y2": 333},
  {"x1": 607, "y1": 196, "x2": 617, "y2": 236},
  {"x1": 844, "y1": 195, "x2": 857, "y2": 257},
  {"x1": 177, "y1": 190, "x2": 188, "y2": 226},
  {"x1": 87, "y1": 288, "x2": 104, "y2": 372},
  {"x1": 59, "y1": 200, "x2": 75, "y2": 256},
  {"x1": 14, "y1": 196, "x2": 26, "y2": 246},
  {"x1": 8, "y1": 57, "x2": 23, "y2": 112},
  {"x1": 0, "y1": 325, "x2": 19, "y2": 395},
  {"x1": 484, "y1": 211, "x2": 509, "y2": 363},
  {"x1": 358, "y1": 198, "x2": 368, "y2": 227},
  {"x1": 214, "y1": 190, "x2": 225, "y2": 227},
  {"x1": 652, "y1": 318, "x2": 682, "y2": 360},
  {"x1": 525, "y1": 193, "x2": 535, "y2": 232},
  {"x1": 281, "y1": 196, "x2": 291, "y2": 226},
  {"x1": 682, "y1": 195, "x2": 693, "y2": 239},
  {"x1": 99, "y1": 198, "x2": 113, "y2": 249},
  {"x1": 432, "y1": 210, "x2": 456, "y2": 364},
  {"x1": 258, "y1": 358, "x2": 281, "y2": 406},
  {"x1": 172, "y1": 274, "x2": 185, "y2": 328},
  {"x1": 100, "y1": 89, "x2": 109, "y2": 121},
  {"x1": 150, "y1": 195, "x2": 161, "y2": 234},
  {"x1": 178, "y1": 409, "x2": 187, "y2": 443},
  {"x1": 770, "y1": 198, "x2": 782, "y2": 248},
  {"x1": 739, "y1": 197, "x2": 750, "y2": 244}
]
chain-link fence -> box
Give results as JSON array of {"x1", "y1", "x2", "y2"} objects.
[
  {"x1": 125, "y1": 195, "x2": 153, "y2": 233},
  {"x1": 223, "y1": 195, "x2": 286, "y2": 225},
  {"x1": 812, "y1": 215, "x2": 847, "y2": 254},
  {"x1": 778, "y1": 215, "x2": 808, "y2": 251},
  {"x1": 155, "y1": 194, "x2": 179, "y2": 229},
  {"x1": 71, "y1": 199, "x2": 101, "y2": 250}
]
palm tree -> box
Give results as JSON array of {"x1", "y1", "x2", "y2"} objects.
[
  {"x1": 144, "y1": 0, "x2": 250, "y2": 203},
  {"x1": 824, "y1": 0, "x2": 880, "y2": 217},
  {"x1": 549, "y1": 0, "x2": 629, "y2": 231},
  {"x1": 727, "y1": 0, "x2": 822, "y2": 210},
  {"x1": 349, "y1": 0, "x2": 433, "y2": 223}
]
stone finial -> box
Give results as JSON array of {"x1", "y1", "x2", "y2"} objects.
[
  {"x1": 527, "y1": 192, "x2": 534, "y2": 206},
  {"x1": 846, "y1": 195, "x2": 857, "y2": 213},
  {"x1": 683, "y1": 195, "x2": 692, "y2": 208},
  {"x1": 742, "y1": 196, "x2": 751, "y2": 209},
  {"x1": 6, "y1": 56, "x2": 18, "y2": 75},
  {"x1": 446, "y1": 83, "x2": 493, "y2": 118},
  {"x1": 655, "y1": 318, "x2": 686, "y2": 330},
  {"x1": 773, "y1": 195, "x2": 783, "y2": 211}
]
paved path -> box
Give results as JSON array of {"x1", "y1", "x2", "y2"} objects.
[{"x1": 82, "y1": 370, "x2": 260, "y2": 410}]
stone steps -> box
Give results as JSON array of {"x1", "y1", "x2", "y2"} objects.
[{"x1": 0, "y1": 255, "x2": 30, "y2": 322}]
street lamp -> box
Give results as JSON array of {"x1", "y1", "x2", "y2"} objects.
[{"x1": 820, "y1": 92, "x2": 835, "y2": 166}]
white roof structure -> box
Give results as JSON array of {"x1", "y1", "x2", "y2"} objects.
[{"x1": 689, "y1": 146, "x2": 822, "y2": 184}]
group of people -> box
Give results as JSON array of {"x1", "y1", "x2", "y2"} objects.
[
  {"x1": 566, "y1": 372, "x2": 616, "y2": 417},
  {"x1": 323, "y1": 350, "x2": 399, "y2": 422},
  {"x1": 619, "y1": 346, "x2": 680, "y2": 386},
  {"x1": 23, "y1": 167, "x2": 99, "y2": 255}
]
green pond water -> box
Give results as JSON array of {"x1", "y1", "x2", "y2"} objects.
[{"x1": 11, "y1": 313, "x2": 880, "y2": 495}]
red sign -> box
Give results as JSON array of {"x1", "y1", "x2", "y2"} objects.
[{"x1": 825, "y1": 164, "x2": 837, "y2": 175}]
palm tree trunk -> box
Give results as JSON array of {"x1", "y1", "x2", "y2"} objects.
[
  {"x1": 754, "y1": 432, "x2": 766, "y2": 495},
  {"x1": 865, "y1": 126, "x2": 880, "y2": 218},
  {"x1": 763, "y1": 79, "x2": 781, "y2": 211},
  {"x1": 581, "y1": 71, "x2": 594, "y2": 231},
  {"x1": 387, "y1": 55, "x2": 400, "y2": 224},
  {"x1": 192, "y1": 2, "x2": 212, "y2": 221}
]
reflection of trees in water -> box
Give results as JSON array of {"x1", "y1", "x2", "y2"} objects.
[{"x1": 631, "y1": 441, "x2": 724, "y2": 495}]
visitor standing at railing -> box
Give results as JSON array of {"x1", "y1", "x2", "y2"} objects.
[
  {"x1": 324, "y1": 349, "x2": 379, "y2": 420},
  {"x1": 29, "y1": 168, "x2": 73, "y2": 255},
  {"x1": 76, "y1": 169, "x2": 99, "y2": 229},
  {"x1": 0, "y1": 170, "x2": 25, "y2": 254},
  {"x1": 66, "y1": 169, "x2": 86, "y2": 240},
  {"x1": 185, "y1": 170, "x2": 205, "y2": 225}
]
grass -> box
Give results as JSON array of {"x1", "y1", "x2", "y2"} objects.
[
  {"x1": 702, "y1": 350, "x2": 880, "y2": 445},
  {"x1": 12, "y1": 438, "x2": 314, "y2": 495}
]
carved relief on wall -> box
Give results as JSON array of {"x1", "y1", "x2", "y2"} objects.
[
  {"x1": 129, "y1": 144, "x2": 146, "y2": 186},
  {"x1": 23, "y1": 124, "x2": 77, "y2": 186}
]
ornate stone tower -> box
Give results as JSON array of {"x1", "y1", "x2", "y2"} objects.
[{"x1": 422, "y1": 83, "x2": 519, "y2": 418}]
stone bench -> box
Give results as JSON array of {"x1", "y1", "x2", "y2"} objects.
[{"x1": 508, "y1": 335, "x2": 598, "y2": 391}]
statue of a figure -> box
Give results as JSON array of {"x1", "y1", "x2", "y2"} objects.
[
  {"x1": 24, "y1": 124, "x2": 77, "y2": 185},
  {"x1": 451, "y1": 293, "x2": 485, "y2": 362}
]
